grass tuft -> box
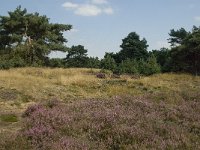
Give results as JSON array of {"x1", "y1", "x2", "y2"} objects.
[{"x1": 0, "y1": 114, "x2": 18, "y2": 122}]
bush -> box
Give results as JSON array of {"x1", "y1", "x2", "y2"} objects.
[
  {"x1": 9, "y1": 56, "x2": 26, "y2": 68},
  {"x1": 0, "y1": 60, "x2": 11, "y2": 69},
  {"x1": 87, "y1": 57, "x2": 100, "y2": 68},
  {"x1": 115, "y1": 57, "x2": 160, "y2": 76},
  {"x1": 119, "y1": 59, "x2": 139, "y2": 74},
  {"x1": 21, "y1": 97, "x2": 200, "y2": 149},
  {"x1": 48, "y1": 58, "x2": 64, "y2": 68},
  {"x1": 96, "y1": 73, "x2": 106, "y2": 79},
  {"x1": 101, "y1": 55, "x2": 117, "y2": 72},
  {"x1": 140, "y1": 55, "x2": 161, "y2": 75},
  {"x1": 1, "y1": 95, "x2": 200, "y2": 149},
  {"x1": 0, "y1": 55, "x2": 26, "y2": 69}
]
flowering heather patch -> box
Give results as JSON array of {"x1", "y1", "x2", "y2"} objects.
[
  {"x1": 1, "y1": 96, "x2": 200, "y2": 149},
  {"x1": 22, "y1": 103, "x2": 44, "y2": 117},
  {"x1": 52, "y1": 137, "x2": 88, "y2": 150},
  {"x1": 96, "y1": 73, "x2": 106, "y2": 79}
]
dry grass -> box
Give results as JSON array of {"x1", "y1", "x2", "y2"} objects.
[{"x1": 0, "y1": 67, "x2": 200, "y2": 136}]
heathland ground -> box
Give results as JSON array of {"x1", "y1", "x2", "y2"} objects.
[{"x1": 0, "y1": 68, "x2": 200, "y2": 149}]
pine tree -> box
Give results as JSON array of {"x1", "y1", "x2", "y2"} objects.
[{"x1": 0, "y1": 6, "x2": 72, "y2": 65}]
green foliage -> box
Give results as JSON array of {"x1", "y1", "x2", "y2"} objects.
[
  {"x1": 150, "y1": 48, "x2": 171, "y2": 72},
  {"x1": 0, "y1": 54, "x2": 26, "y2": 69},
  {"x1": 100, "y1": 69, "x2": 112, "y2": 74},
  {"x1": 66, "y1": 45, "x2": 87, "y2": 59},
  {"x1": 65, "y1": 45, "x2": 88, "y2": 68},
  {"x1": 142, "y1": 55, "x2": 161, "y2": 75},
  {"x1": 119, "y1": 59, "x2": 139, "y2": 74},
  {"x1": 9, "y1": 56, "x2": 26, "y2": 68},
  {"x1": 101, "y1": 55, "x2": 117, "y2": 71},
  {"x1": 0, "y1": 59, "x2": 11, "y2": 69},
  {"x1": 118, "y1": 32, "x2": 149, "y2": 61},
  {"x1": 87, "y1": 57, "x2": 100, "y2": 68},
  {"x1": 169, "y1": 26, "x2": 200, "y2": 75},
  {"x1": 0, "y1": 6, "x2": 71, "y2": 66},
  {"x1": 48, "y1": 58, "x2": 64, "y2": 68},
  {"x1": 1, "y1": 6, "x2": 199, "y2": 76},
  {"x1": 168, "y1": 28, "x2": 189, "y2": 47},
  {"x1": 101, "y1": 32, "x2": 160, "y2": 75},
  {"x1": 113, "y1": 56, "x2": 160, "y2": 76},
  {"x1": 103, "y1": 32, "x2": 149, "y2": 66}
]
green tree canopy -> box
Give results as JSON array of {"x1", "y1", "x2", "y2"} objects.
[
  {"x1": 168, "y1": 28, "x2": 189, "y2": 47},
  {"x1": 66, "y1": 45, "x2": 87, "y2": 59},
  {"x1": 101, "y1": 54, "x2": 116, "y2": 71},
  {"x1": 0, "y1": 6, "x2": 72, "y2": 65},
  {"x1": 118, "y1": 32, "x2": 149, "y2": 61},
  {"x1": 65, "y1": 45, "x2": 88, "y2": 67},
  {"x1": 169, "y1": 26, "x2": 200, "y2": 75},
  {"x1": 151, "y1": 48, "x2": 171, "y2": 72}
]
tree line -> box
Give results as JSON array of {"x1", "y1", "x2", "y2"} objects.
[{"x1": 0, "y1": 7, "x2": 200, "y2": 75}]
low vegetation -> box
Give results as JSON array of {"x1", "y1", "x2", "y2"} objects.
[
  {"x1": 0, "y1": 114, "x2": 18, "y2": 123},
  {"x1": 0, "y1": 68, "x2": 199, "y2": 149}
]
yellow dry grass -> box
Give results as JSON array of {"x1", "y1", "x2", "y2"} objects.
[
  {"x1": 0, "y1": 68, "x2": 199, "y2": 102},
  {"x1": 0, "y1": 67, "x2": 200, "y2": 133}
]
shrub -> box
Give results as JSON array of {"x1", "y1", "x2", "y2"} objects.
[
  {"x1": 52, "y1": 137, "x2": 88, "y2": 150},
  {"x1": 101, "y1": 55, "x2": 117, "y2": 72},
  {"x1": 100, "y1": 69, "x2": 112, "y2": 74},
  {"x1": 144, "y1": 55, "x2": 161, "y2": 75},
  {"x1": 48, "y1": 58, "x2": 64, "y2": 68},
  {"x1": 3, "y1": 95, "x2": 200, "y2": 149},
  {"x1": 21, "y1": 101, "x2": 71, "y2": 149},
  {"x1": 9, "y1": 56, "x2": 26, "y2": 68},
  {"x1": 0, "y1": 59, "x2": 11, "y2": 69},
  {"x1": 46, "y1": 99, "x2": 60, "y2": 108},
  {"x1": 23, "y1": 124, "x2": 55, "y2": 149},
  {"x1": 0, "y1": 55, "x2": 26, "y2": 69},
  {"x1": 96, "y1": 73, "x2": 106, "y2": 79},
  {"x1": 119, "y1": 59, "x2": 139, "y2": 74},
  {"x1": 22, "y1": 104, "x2": 44, "y2": 117},
  {"x1": 138, "y1": 56, "x2": 161, "y2": 75}
]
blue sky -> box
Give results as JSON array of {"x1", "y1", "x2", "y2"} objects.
[{"x1": 1, "y1": 0, "x2": 200, "y2": 58}]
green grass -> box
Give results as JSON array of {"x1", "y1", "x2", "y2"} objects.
[{"x1": 0, "y1": 114, "x2": 18, "y2": 122}]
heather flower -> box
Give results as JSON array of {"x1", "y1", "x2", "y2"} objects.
[
  {"x1": 96, "y1": 73, "x2": 106, "y2": 79},
  {"x1": 6, "y1": 96, "x2": 200, "y2": 149}
]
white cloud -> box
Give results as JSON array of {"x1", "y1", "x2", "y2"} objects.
[
  {"x1": 91, "y1": 0, "x2": 108, "y2": 5},
  {"x1": 194, "y1": 16, "x2": 200, "y2": 22},
  {"x1": 155, "y1": 41, "x2": 170, "y2": 49},
  {"x1": 62, "y1": 2, "x2": 78, "y2": 9},
  {"x1": 103, "y1": 7, "x2": 114, "y2": 15},
  {"x1": 62, "y1": 1, "x2": 114, "y2": 17},
  {"x1": 75, "y1": 4, "x2": 102, "y2": 16}
]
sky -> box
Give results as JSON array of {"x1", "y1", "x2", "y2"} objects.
[{"x1": 1, "y1": 0, "x2": 200, "y2": 58}]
